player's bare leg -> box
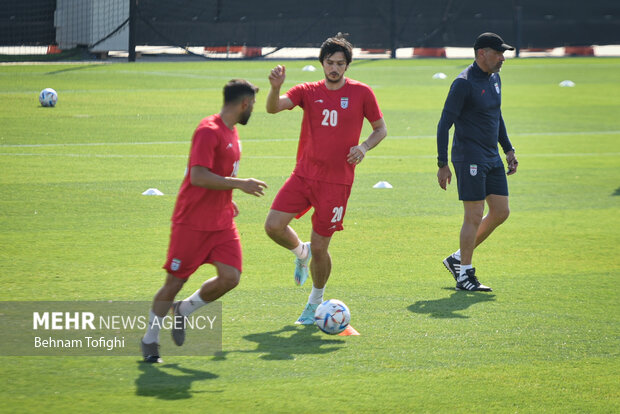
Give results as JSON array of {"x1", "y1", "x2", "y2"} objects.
[
  {"x1": 460, "y1": 200, "x2": 485, "y2": 267},
  {"x1": 265, "y1": 209, "x2": 312, "y2": 286},
  {"x1": 309, "y1": 231, "x2": 332, "y2": 289},
  {"x1": 171, "y1": 262, "x2": 240, "y2": 346},
  {"x1": 151, "y1": 273, "x2": 186, "y2": 317},
  {"x1": 295, "y1": 231, "x2": 332, "y2": 324},
  {"x1": 142, "y1": 273, "x2": 186, "y2": 362},
  {"x1": 264, "y1": 209, "x2": 301, "y2": 249},
  {"x1": 455, "y1": 200, "x2": 492, "y2": 291},
  {"x1": 196, "y1": 262, "x2": 241, "y2": 302},
  {"x1": 474, "y1": 194, "x2": 510, "y2": 247}
]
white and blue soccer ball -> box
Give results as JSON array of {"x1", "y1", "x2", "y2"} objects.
[
  {"x1": 314, "y1": 299, "x2": 350, "y2": 335},
  {"x1": 39, "y1": 88, "x2": 58, "y2": 107}
]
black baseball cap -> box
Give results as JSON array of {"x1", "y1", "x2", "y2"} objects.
[{"x1": 474, "y1": 32, "x2": 514, "y2": 51}]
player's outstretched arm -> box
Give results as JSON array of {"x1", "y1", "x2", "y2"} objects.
[
  {"x1": 190, "y1": 166, "x2": 267, "y2": 196},
  {"x1": 266, "y1": 65, "x2": 294, "y2": 114},
  {"x1": 234, "y1": 178, "x2": 268, "y2": 196}
]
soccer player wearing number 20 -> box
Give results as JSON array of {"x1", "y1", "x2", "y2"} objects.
[{"x1": 265, "y1": 33, "x2": 387, "y2": 324}]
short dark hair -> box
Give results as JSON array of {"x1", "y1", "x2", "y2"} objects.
[
  {"x1": 223, "y1": 79, "x2": 259, "y2": 104},
  {"x1": 319, "y1": 33, "x2": 353, "y2": 65}
]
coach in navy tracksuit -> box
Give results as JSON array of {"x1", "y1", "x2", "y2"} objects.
[{"x1": 437, "y1": 32, "x2": 519, "y2": 292}]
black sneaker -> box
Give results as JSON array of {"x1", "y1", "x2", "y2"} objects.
[
  {"x1": 171, "y1": 301, "x2": 185, "y2": 346},
  {"x1": 443, "y1": 255, "x2": 460, "y2": 281},
  {"x1": 141, "y1": 340, "x2": 162, "y2": 363},
  {"x1": 456, "y1": 268, "x2": 492, "y2": 292}
]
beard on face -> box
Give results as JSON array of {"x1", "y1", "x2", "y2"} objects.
[
  {"x1": 325, "y1": 71, "x2": 343, "y2": 84},
  {"x1": 239, "y1": 107, "x2": 252, "y2": 125}
]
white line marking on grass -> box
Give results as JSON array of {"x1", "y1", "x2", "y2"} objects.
[
  {"x1": 1, "y1": 130, "x2": 618, "y2": 149},
  {"x1": 386, "y1": 130, "x2": 620, "y2": 140},
  {"x1": 369, "y1": 153, "x2": 620, "y2": 159},
  {"x1": 0, "y1": 153, "x2": 187, "y2": 158},
  {"x1": 0, "y1": 141, "x2": 190, "y2": 148},
  {"x1": 2, "y1": 153, "x2": 619, "y2": 160}
]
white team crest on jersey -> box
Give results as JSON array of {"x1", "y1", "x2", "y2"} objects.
[
  {"x1": 171, "y1": 258, "x2": 181, "y2": 271},
  {"x1": 494, "y1": 82, "x2": 500, "y2": 94},
  {"x1": 470, "y1": 164, "x2": 478, "y2": 176},
  {"x1": 340, "y1": 97, "x2": 349, "y2": 109}
]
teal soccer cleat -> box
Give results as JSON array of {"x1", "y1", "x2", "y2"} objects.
[
  {"x1": 294, "y1": 303, "x2": 318, "y2": 325},
  {"x1": 294, "y1": 242, "x2": 311, "y2": 286}
]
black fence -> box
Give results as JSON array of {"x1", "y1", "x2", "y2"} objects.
[
  {"x1": 133, "y1": 0, "x2": 620, "y2": 49},
  {"x1": 2, "y1": 0, "x2": 620, "y2": 52},
  {"x1": 0, "y1": 0, "x2": 56, "y2": 46}
]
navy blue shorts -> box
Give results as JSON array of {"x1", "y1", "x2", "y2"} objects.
[{"x1": 453, "y1": 160, "x2": 509, "y2": 201}]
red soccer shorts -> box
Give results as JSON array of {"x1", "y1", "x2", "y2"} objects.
[
  {"x1": 271, "y1": 173, "x2": 352, "y2": 237},
  {"x1": 163, "y1": 223, "x2": 242, "y2": 279}
]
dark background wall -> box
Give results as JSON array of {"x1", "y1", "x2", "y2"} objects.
[
  {"x1": 2, "y1": 0, "x2": 619, "y2": 49},
  {"x1": 133, "y1": 0, "x2": 620, "y2": 49}
]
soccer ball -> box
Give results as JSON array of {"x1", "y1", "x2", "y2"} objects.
[
  {"x1": 314, "y1": 299, "x2": 350, "y2": 335},
  {"x1": 39, "y1": 88, "x2": 58, "y2": 107}
]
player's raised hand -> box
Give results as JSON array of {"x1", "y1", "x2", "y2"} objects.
[
  {"x1": 238, "y1": 178, "x2": 268, "y2": 197},
  {"x1": 269, "y1": 65, "x2": 286, "y2": 88}
]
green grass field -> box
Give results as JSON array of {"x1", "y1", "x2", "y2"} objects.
[{"x1": 1, "y1": 56, "x2": 619, "y2": 413}]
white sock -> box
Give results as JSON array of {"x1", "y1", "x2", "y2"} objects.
[
  {"x1": 178, "y1": 289, "x2": 208, "y2": 316},
  {"x1": 143, "y1": 310, "x2": 164, "y2": 344},
  {"x1": 453, "y1": 249, "x2": 461, "y2": 261},
  {"x1": 459, "y1": 264, "x2": 473, "y2": 281},
  {"x1": 308, "y1": 285, "x2": 325, "y2": 305},
  {"x1": 291, "y1": 241, "x2": 309, "y2": 260}
]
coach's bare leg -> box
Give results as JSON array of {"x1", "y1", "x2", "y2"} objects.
[
  {"x1": 475, "y1": 194, "x2": 510, "y2": 247},
  {"x1": 196, "y1": 262, "x2": 241, "y2": 302},
  {"x1": 151, "y1": 273, "x2": 186, "y2": 317},
  {"x1": 460, "y1": 200, "x2": 485, "y2": 266},
  {"x1": 265, "y1": 209, "x2": 302, "y2": 249},
  {"x1": 309, "y1": 230, "x2": 332, "y2": 289}
]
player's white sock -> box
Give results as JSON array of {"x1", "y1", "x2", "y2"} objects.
[
  {"x1": 458, "y1": 264, "x2": 473, "y2": 281},
  {"x1": 143, "y1": 310, "x2": 164, "y2": 344},
  {"x1": 308, "y1": 285, "x2": 325, "y2": 305},
  {"x1": 291, "y1": 241, "x2": 308, "y2": 260},
  {"x1": 453, "y1": 249, "x2": 461, "y2": 261},
  {"x1": 178, "y1": 289, "x2": 208, "y2": 316}
]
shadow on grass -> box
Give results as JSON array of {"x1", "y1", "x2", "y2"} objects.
[
  {"x1": 45, "y1": 64, "x2": 101, "y2": 76},
  {"x1": 135, "y1": 362, "x2": 218, "y2": 400},
  {"x1": 613, "y1": 187, "x2": 620, "y2": 196},
  {"x1": 408, "y1": 289, "x2": 496, "y2": 319},
  {"x1": 213, "y1": 324, "x2": 344, "y2": 361}
]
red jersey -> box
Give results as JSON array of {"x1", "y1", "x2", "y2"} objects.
[
  {"x1": 171, "y1": 114, "x2": 241, "y2": 231},
  {"x1": 286, "y1": 78, "x2": 383, "y2": 185}
]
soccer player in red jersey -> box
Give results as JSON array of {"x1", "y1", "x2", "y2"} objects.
[
  {"x1": 264, "y1": 34, "x2": 387, "y2": 324},
  {"x1": 141, "y1": 80, "x2": 267, "y2": 363}
]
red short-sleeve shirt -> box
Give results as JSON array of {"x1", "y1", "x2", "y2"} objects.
[
  {"x1": 286, "y1": 78, "x2": 383, "y2": 185},
  {"x1": 171, "y1": 114, "x2": 241, "y2": 231}
]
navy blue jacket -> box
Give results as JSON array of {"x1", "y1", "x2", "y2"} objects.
[{"x1": 437, "y1": 61, "x2": 513, "y2": 164}]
